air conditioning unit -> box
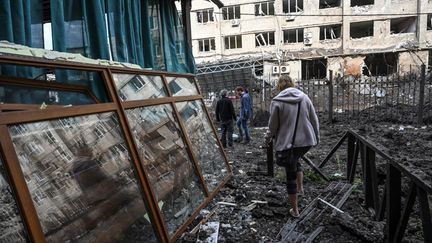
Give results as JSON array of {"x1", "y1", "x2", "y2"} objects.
[
  {"x1": 272, "y1": 66, "x2": 279, "y2": 74},
  {"x1": 304, "y1": 32, "x2": 313, "y2": 46},
  {"x1": 285, "y1": 15, "x2": 295, "y2": 22},
  {"x1": 280, "y1": 65, "x2": 290, "y2": 74},
  {"x1": 231, "y1": 19, "x2": 240, "y2": 27}
]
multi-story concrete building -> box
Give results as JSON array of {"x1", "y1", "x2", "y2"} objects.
[{"x1": 188, "y1": 0, "x2": 432, "y2": 83}]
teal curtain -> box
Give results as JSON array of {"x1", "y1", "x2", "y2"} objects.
[
  {"x1": 51, "y1": 0, "x2": 109, "y2": 102},
  {"x1": 159, "y1": 0, "x2": 195, "y2": 73},
  {"x1": 0, "y1": 0, "x2": 43, "y2": 78}
]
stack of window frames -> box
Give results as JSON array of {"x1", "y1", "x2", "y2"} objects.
[{"x1": 0, "y1": 54, "x2": 232, "y2": 243}]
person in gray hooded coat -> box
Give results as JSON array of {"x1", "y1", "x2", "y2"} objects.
[{"x1": 265, "y1": 75, "x2": 319, "y2": 218}]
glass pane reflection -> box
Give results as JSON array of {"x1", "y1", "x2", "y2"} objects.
[
  {"x1": 0, "y1": 157, "x2": 29, "y2": 242},
  {"x1": 9, "y1": 113, "x2": 158, "y2": 242},
  {"x1": 175, "y1": 101, "x2": 229, "y2": 192},
  {"x1": 112, "y1": 74, "x2": 167, "y2": 101},
  {"x1": 166, "y1": 77, "x2": 198, "y2": 96},
  {"x1": 126, "y1": 105, "x2": 205, "y2": 235}
]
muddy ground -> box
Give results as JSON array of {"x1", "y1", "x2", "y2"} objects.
[{"x1": 177, "y1": 108, "x2": 431, "y2": 243}]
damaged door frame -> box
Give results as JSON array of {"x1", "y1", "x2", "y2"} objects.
[{"x1": 0, "y1": 55, "x2": 232, "y2": 243}]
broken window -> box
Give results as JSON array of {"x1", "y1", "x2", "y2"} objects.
[
  {"x1": 319, "y1": 24, "x2": 341, "y2": 40},
  {"x1": 255, "y1": 2, "x2": 275, "y2": 16},
  {"x1": 224, "y1": 35, "x2": 242, "y2": 49},
  {"x1": 255, "y1": 32, "x2": 275, "y2": 47},
  {"x1": 319, "y1": 0, "x2": 341, "y2": 9},
  {"x1": 301, "y1": 59, "x2": 327, "y2": 80},
  {"x1": 350, "y1": 21, "x2": 374, "y2": 38},
  {"x1": 390, "y1": 17, "x2": 417, "y2": 34},
  {"x1": 222, "y1": 5, "x2": 240, "y2": 20},
  {"x1": 351, "y1": 0, "x2": 374, "y2": 6},
  {"x1": 283, "y1": 28, "x2": 304, "y2": 43},
  {"x1": 283, "y1": 0, "x2": 303, "y2": 13},
  {"x1": 198, "y1": 38, "x2": 216, "y2": 52},
  {"x1": 428, "y1": 14, "x2": 432, "y2": 30},
  {"x1": 196, "y1": 9, "x2": 214, "y2": 23},
  {"x1": 363, "y1": 53, "x2": 397, "y2": 76}
]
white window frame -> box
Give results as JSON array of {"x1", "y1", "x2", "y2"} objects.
[
  {"x1": 197, "y1": 9, "x2": 214, "y2": 23},
  {"x1": 255, "y1": 32, "x2": 275, "y2": 47},
  {"x1": 255, "y1": 2, "x2": 275, "y2": 16},
  {"x1": 198, "y1": 38, "x2": 216, "y2": 52},
  {"x1": 224, "y1": 35, "x2": 242, "y2": 49},
  {"x1": 222, "y1": 5, "x2": 241, "y2": 20},
  {"x1": 283, "y1": 0, "x2": 303, "y2": 13},
  {"x1": 320, "y1": 25, "x2": 342, "y2": 40},
  {"x1": 283, "y1": 28, "x2": 304, "y2": 43}
]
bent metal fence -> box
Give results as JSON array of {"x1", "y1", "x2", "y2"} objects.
[
  {"x1": 297, "y1": 65, "x2": 432, "y2": 124},
  {"x1": 318, "y1": 130, "x2": 432, "y2": 243}
]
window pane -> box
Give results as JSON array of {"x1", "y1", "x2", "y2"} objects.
[
  {"x1": 199, "y1": 40, "x2": 204, "y2": 52},
  {"x1": 269, "y1": 32, "x2": 275, "y2": 45},
  {"x1": 204, "y1": 39, "x2": 210, "y2": 51},
  {"x1": 209, "y1": 10, "x2": 214, "y2": 21},
  {"x1": 0, "y1": 157, "x2": 29, "y2": 242},
  {"x1": 236, "y1": 35, "x2": 242, "y2": 48},
  {"x1": 222, "y1": 8, "x2": 228, "y2": 20},
  {"x1": 289, "y1": 0, "x2": 295, "y2": 12},
  {"x1": 255, "y1": 4, "x2": 260, "y2": 16},
  {"x1": 210, "y1": 39, "x2": 216, "y2": 50},
  {"x1": 283, "y1": 0, "x2": 288, "y2": 12},
  {"x1": 224, "y1": 37, "x2": 230, "y2": 49},
  {"x1": 175, "y1": 101, "x2": 229, "y2": 192},
  {"x1": 228, "y1": 7, "x2": 234, "y2": 19},
  {"x1": 269, "y1": 2, "x2": 275, "y2": 15},
  {"x1": 125, "y1": 105, "x2": 206, "y2": 235},
  {"x1": 112, "y1": 74, "x2": 167, "y2": 101},
  {"x1": 230, "y1": 36, "x2": 236, "y2": 49},
  {"x1": 235, "y1": 6, "x2": 240, "y2": 19},
  {"x1": 166, "y1": 77, "x2": 198, "y2": 96},
  {"x1": 297, "y1": 0, "x2": 304, "y2": 11},
  {"x1": 203, "y1": 11, "x2": 208, "y2": 22},
  {"x1": 298, "y1": 29, "x2": 304, "y2": 42},
  {"x1": 197, "y1": 12, "x2": 202, "y2": 23},
  {"x1": 9, "y1": 113, "x2": 159, "y2": 242},
  {"x1": 262, "y1": 3, "x2": 268, "y2": 14}
]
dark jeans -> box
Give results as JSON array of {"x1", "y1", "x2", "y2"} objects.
[
  {"x1": 220, "y1": 120, "x2": 234, "y2": 147},
  {"x1": 284, "y1": 146, "x2": 311, "y2": 194},
  {"x1": 236, "y1": 118, "x2": 250, "y2": 141}
]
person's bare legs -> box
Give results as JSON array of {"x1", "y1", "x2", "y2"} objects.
[
  {"x1": 288, "y1": 193, "x2": 299, "y2": 216},
  {"x1": 297, "y1": 172, "x2": 304, "y2": 194}
]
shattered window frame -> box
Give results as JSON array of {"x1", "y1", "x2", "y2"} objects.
[
  {"x1": 282, "y1": 0, "x2": 303, "y2": 13},
  {"x1": 255, "y1": 1, "x2": 275, "y2": 16},
  {"x1": 283, "y1": 28, "x2": 304, "y2": 43},
  {"x1": 319, "y1": 0, "x2": 341, "y2": 9},
  {"x1": 350, "y1": 21, "x2": 374, "y2": 38},
  {"x1": 390, "y1": 17, "x2": 417, "y2": 35},
  {"x1": 0, "y1": 54, "x2": 232, "y2": 242},
  {"x1": 319, "y1": 24, "x2": 342, "y2": 40},
  {"x1": 255, "y1": 31, "x2": 275, "y2": 47}
]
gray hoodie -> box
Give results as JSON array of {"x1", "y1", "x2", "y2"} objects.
[{"x1": 266, "y1": 87, "x2": 319, "y2": 151}]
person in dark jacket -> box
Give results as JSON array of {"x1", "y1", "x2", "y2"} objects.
[
  {"x1": 215, "y1": 89, "x2": 236, "y2": 148},
  {"x1": 235, "y1": 86, "x2": 252, "y2": 144},
  {"x1": 265, "y1": 75, "x2": 319, "y2": 218}
]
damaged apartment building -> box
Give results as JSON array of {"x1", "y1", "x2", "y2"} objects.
[{"x1": 189, "y1": 0, "x2": 432, "y2": 89}]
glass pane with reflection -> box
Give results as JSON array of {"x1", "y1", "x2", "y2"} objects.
[
  {"x1": 9, "y1": 112, "x2": 158, "y2": 243},
  {"x1": 126, "y1": 104, "x2": 205, "y2": 235},
  {"x1": 0, "y1": 157, "x2": 29, "y2": 242},
  {"x1": 112, "y1": 74, "x2": 167, "y2": 101},
  {"x1": 166, "y1": 77, "x2": 198, "y2": 96},
  {"x1": 175, "y1": 100, "x2": 229, "y2": 192}
]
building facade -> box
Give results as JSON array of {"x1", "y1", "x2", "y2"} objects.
[{"x1": 189, "y1": 0, "x2": 432, "y2": 82}]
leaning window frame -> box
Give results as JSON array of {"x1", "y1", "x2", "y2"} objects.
[{"x1": 0, "y1": 55, "x2": 233, "y2": 243}]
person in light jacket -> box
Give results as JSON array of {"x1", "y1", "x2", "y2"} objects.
[{"x1": 265, "y1": 75, "x2": 320, "y2": 218}]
